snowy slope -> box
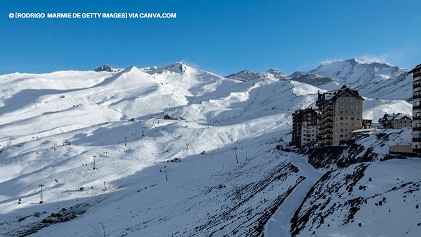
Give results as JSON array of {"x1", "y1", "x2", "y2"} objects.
[
  {"x1": 306, "y1": 128, "x2": 412, "y2": 170},
  {"x1": 363, "y1": 99, "x2": 412, "y2": 122},
  {"x1": 291, "y1": 159, "x2": 421, "y2": 237},
  {"x1": 0, "y1": 63, "x2": 321, "y2": 237},
  {"x1": 0, "y1": 61, "x2": 418, "y2": 237}
]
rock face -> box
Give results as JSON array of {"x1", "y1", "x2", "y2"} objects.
[
  {"x1": 226, "y1": 70, "x2": 266, "y2": 81},
  {"x1": 94, "y1": 65, "x2": 119, "y2": 72},
  {"x1": 226, "y1": 68, "x2": 286, "y2": 81}
]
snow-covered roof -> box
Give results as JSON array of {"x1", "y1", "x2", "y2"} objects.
[
  {"x1": 351, "y1": 128, "x2": 377, "y2": 134},
  {"x1": 382, "y1": 113, "x2": 412, "y2": 121}
]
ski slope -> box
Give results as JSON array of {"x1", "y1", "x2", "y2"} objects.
[{"x1": 0, "y1": 60, "x2": 418, "y2": 237}]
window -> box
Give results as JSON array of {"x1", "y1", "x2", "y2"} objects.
[
  {"x1": 340, "y1": 117, "x2": 344, "y2": 120},
  {"x1": 351, "y1": 117, "x2": 354, "y2": 120}
]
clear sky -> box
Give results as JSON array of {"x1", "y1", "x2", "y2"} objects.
[{"x1": 0, "y1": 0, "x2": 420, "y2": 75}]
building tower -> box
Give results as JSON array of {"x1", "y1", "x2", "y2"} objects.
[
  {"x1": 409, "y1": 64, "x2": 421, "y2": 156},
  {"x1": 292, "y1": 108, "x2": 318, "y2": 148},
  {"x1": 316, "y1": 86, "x2": 364, "y2": 146}
]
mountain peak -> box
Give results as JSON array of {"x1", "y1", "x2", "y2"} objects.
[
  {"x1": 265, "y1": 68, "x2": 286, "y2": 79},
  {"x1": 94, "y1": 65, "x2": 121, "y2": 72},
  {"x1": 226, "y1": 70, "x2": 263, "y2": 81},
  {"x1": 123, "y1": 65, "x2": 140, "y2": 72},
  {"x1": 143, "y1": 61, "x2": 197, "y2": 75},
  {"x1": 321, "y1": 58, "x2": 396, "y2": 68}
]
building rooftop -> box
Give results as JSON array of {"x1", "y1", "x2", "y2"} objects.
[
  {"x1": 320, "y1": 85, "x2": 363, "y2": 101},
  {"x1": 381, "y1": 113, "x2": 412, "y2": 121},
  {"x1": 408, "y1": 64, "x2": 421, "y2": 74}
]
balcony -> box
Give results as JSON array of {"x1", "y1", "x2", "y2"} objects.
[
  {"x1": 414, "y1": 127, "x2": 421, "y2": 131},
  {"x1": 413, "y1": 138, "x2": 421, "y2": 142}
]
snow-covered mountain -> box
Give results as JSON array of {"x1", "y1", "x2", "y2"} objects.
[
  {"x1": 0, "y1": 60, "x2": 418, "y2": 237},
  {"x1": 310, "y1": 59, "x2": 403, "y2": 86},
  {"x1": 290, "y1": 58, "x2": 412, "y2": 101}
]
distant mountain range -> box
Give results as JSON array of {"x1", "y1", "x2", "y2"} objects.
[{"x1": 226, "y1": 58, "x2": 412, "y2": 101}]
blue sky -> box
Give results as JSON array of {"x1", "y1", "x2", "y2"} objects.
[{"x1": 0, "y1": 0, "x2": 420, "y2": 75}]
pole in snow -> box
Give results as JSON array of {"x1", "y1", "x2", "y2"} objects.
[
  {"x1": 39, "y1": 184, "x2": 44, "y2": 204},
  {"x1": 234, "y1": 148, "x2": 238, "y2": 163},
  {"x1": 93, "y1": 155, "x2": 97, "y2": 170}
]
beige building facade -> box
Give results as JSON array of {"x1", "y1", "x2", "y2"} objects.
[{"x1": 317, "y1": 86, "x2": 364, "y2": 146}]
